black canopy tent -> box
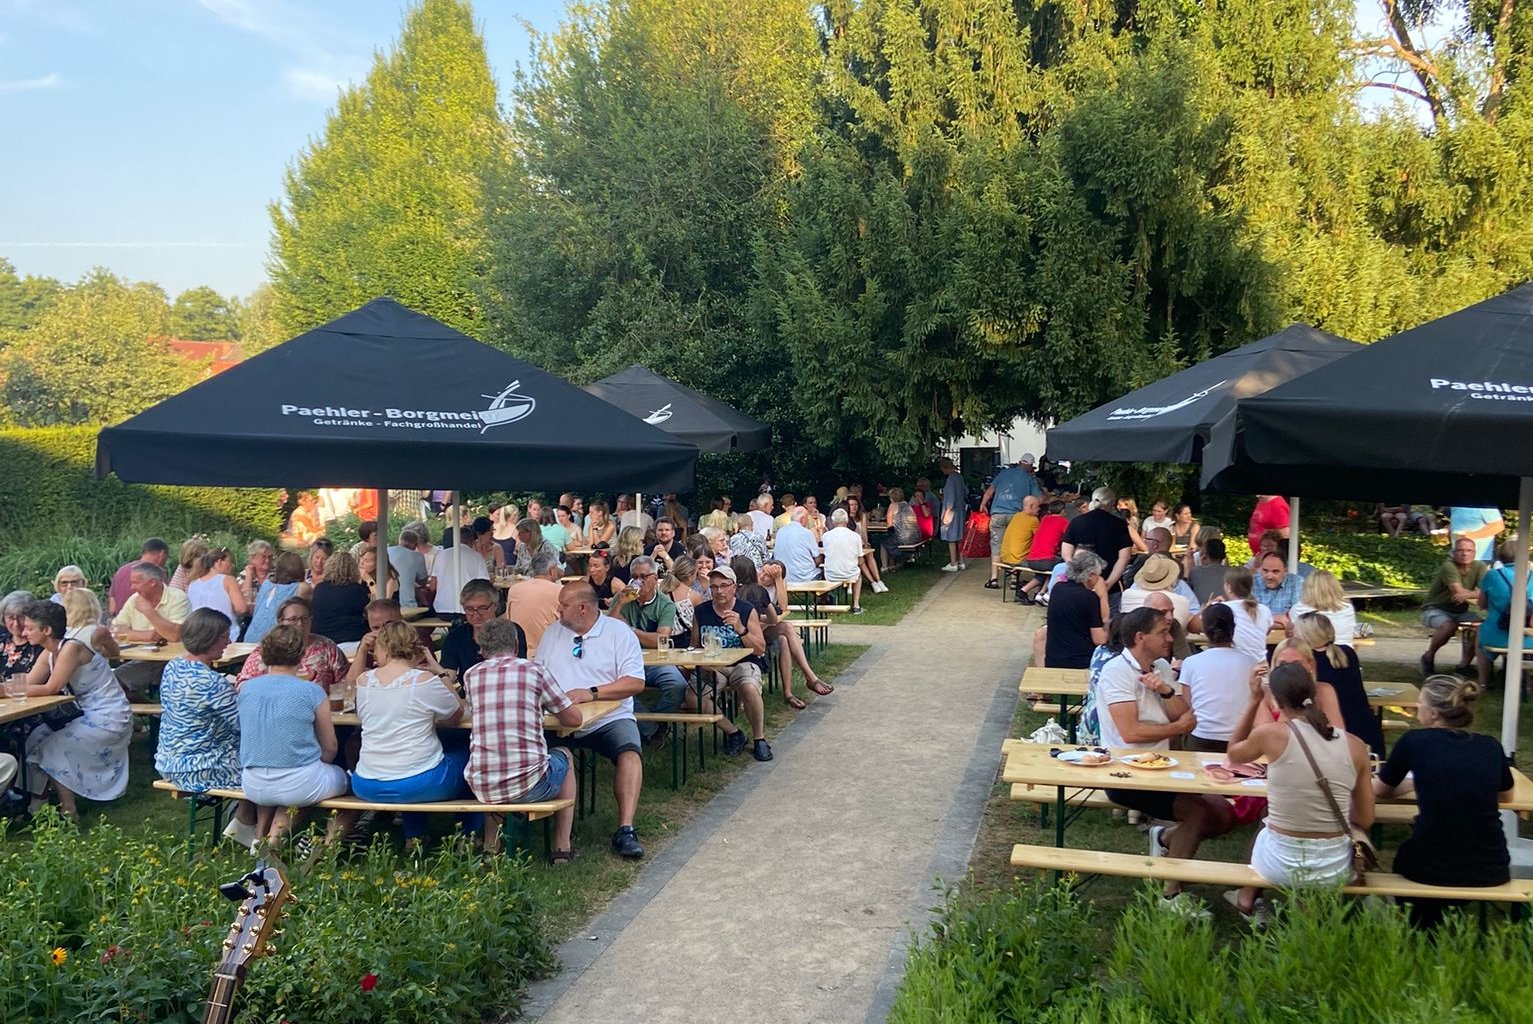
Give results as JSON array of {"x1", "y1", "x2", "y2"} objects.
[
  {"x1": 584, "y1": 364, "x2": 771, "y2": 454},
  {"x1": 97, "y1": 298, "x2": 699, "y2": 601},
  {"x1": 1200, "y1": 284, "x2": 1533, "y2": 874},
  {"x1": 1046, "y1": 324, "x2": 1362, "y2": 570}
]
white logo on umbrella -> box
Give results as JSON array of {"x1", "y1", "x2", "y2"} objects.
[
  {"x1": 475, "y1": 381, "x2": 536, "y2": 433},
  {"x1": 644, "y1": 403, "x2": 673, "y2": 425},
  {"x1": 1105, "y1": 380, "x2": 1229, "y2": 422}
]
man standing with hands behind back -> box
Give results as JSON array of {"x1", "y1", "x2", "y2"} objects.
[
  {"x1": 1096, "y1": 607, "x2": 1234, "y2": 916},
  {"x1": 536, "y1": 582, "x2": 648, "y2": 859}
]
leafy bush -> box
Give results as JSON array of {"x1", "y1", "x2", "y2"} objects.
[
  {"x1": 893, "y1": 883, "x2": 1533, "y2": 1023},
  {"x1": 1305, "y1": 531, "x2": 1444, "y2": 588},
  {"x1": 0, "y1": 427, "x2": 281, "y2": 545},
  {"x1": 0, "y1": 812, "x2": 554, "y2": 1024}
]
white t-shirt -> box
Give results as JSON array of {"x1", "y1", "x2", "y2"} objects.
[
  {"x1": 1227, "y1": 599, "x2": 1275, "y2": 662},
  {"x1": 354, "y1": 667, "x2": 462, "y2": 781},
  {"x1": 430, "y1": 546, "x2": 490, "y2": 614},
  {"x1": 1142, "y1": 515, "x2": 1175, "y2": 537},
  {"x1": 1179, "y1": 646, "x2": 1257, "y2": 743},
  {"x1": 1094, "y1": 651, "x2": 1178, "y2": 752},
  {"x1": 746, "y1": 509, "x2": 774, "y2": 537},
  {"x1": 535, "y1": 614, "x2": 644, "y2": 735},
  {"x1": 821, "y1": 526, "x2": 862, "y2": 582},
  {"x1": 1289, "y1": 601, "x2": 1357, "y2": 643}
]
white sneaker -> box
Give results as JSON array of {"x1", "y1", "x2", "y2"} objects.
[
  {"x1": 873, "y1": 581, "x2": 888, "y2": 593},
  {"x1": 1158, "y1": 895, "x2": 1211, "y2": 921},
  {"x1": 957, "y1": 561, "x2": 969, "y2": 570},
  {"x1": 1149, "y1": 824, "x2": 1168, "y2": 858},
  {"x1": 941, "y1": 563, "x2": 960, "y2": 573},
  {"x1": 223, "y1": 817, "x2": 258, "y2": 850}
]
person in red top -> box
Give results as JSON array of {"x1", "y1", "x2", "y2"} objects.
[
  {"x1": 1016, "y1": 500, "x2": 1070, "y2": 604},
  {"x1": 463, "y1": 619, "x2": 583, "y2": 860},
  {"x1": 1247, "y1": 495, "x2": 1291, "y2": 556}
]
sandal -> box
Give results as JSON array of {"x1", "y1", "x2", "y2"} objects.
[
  {"x1": 807, "y1": 679, "x2": 834, "y2": 696},
  {"x1": 984, "y1": 579, "x2": 1001, "y2": 589},
  {"x1": 551, "y1": 848, "x2": 578, "y2": 866},
  {"x1": 784, "y1": 694, "x2": 807, "y2": 710}
]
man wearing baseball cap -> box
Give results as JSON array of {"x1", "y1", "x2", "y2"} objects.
[
  {"x1": 692, "y1": 564, "x2": 774, "y2": 762},
  {"x1": 981, "y1": 453, "x2": 1045, "y2": 589}
]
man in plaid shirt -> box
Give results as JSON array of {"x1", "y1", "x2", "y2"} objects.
[{"x1": 463, "y1": 619, "x2": 583, "y2": 862}]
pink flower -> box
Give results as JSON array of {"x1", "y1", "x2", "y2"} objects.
[{"x1": 360, "y1": 973, "x2": 379, "y2": 992}]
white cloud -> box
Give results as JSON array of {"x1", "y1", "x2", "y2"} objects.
[
  {"x1": 281, "y1": 67, "x2": 349, "y2": 102},
  {"x1": 0, "y1": 72, "x2": 58, "y2": 92}
]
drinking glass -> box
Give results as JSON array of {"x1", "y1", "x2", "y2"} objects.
[
  {"x1": 703, "y1": 633, "x2": 722, "y2": 655},
  {"x1": 3, "y1": 676, "x2": 25, "y2": 702}
]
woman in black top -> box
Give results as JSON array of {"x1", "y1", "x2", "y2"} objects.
[
  {"x1": 308, "y1": 551, "x2": 370, "y2": 644},
  {"x1": 1293, "y1": 613, "x2": 1384, "y2": 757},
  {"x1": 1375, "y1": 674, "x2": 1514, "y2": 928}
]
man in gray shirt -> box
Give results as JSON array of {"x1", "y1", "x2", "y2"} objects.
[{"x1": 387, "y1": 527, "x2": 430, "y2": 608}]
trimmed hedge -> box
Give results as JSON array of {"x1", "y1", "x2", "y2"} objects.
[{"x1": 0, "y1": 427, "x2": 281, "y2": 542}]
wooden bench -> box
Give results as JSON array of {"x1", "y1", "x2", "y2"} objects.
[
  {"x1": 777, "y1": 616, "x2": 831, "y2": 656},
  {"x1": 896, "y1": 540, "x2": 930, "y2": 565},
  {"x1": 151, "y1": 780, "x2": 573, "y2": 859},
  {"x1": 999, "y1": 564, "x2": 1042, "y2": 603},
  {"x1": 1009, "y1": 843, "x2": 1533, "y2": 903},
  {"x1": 633, "y1": 711, "x2": 724, "y2": 789}
]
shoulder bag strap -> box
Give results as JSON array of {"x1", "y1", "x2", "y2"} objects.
[{"x1": 1286, "y1": 720, "x2": 1351, "y2": 834}]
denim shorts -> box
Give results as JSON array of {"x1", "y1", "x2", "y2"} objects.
[{"x1": 520, "y1": 747, "x2": 572, "y2": 803}]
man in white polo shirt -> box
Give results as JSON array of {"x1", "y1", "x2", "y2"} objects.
[
  {"x1": 535, "y1": 581, "x2": 648, "y2": 859},
  {"x1": 1095, "y1": 606, "x2": 1234, "y2": 916}
]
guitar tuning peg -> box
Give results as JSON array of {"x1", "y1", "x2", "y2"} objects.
[
  {"x1": 263, "y1": 943, "x2": 277, "y2": 956},
  {"x1": 222, "y1": 939, "x2": 235, "y2": 950}
]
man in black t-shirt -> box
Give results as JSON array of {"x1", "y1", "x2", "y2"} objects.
[
  {"x1": 693, "y1": 565, "x2": 773, "y2": 762},
  {"x1": 1060, "y1": 486, "x2": 1133, "y2": 602},
  {"x1": 1038, "y1": 551, "x2": 1110, "y2": 669},
  {"x1": 440, "y1": 579, "x2": 526, "y2": 675}
]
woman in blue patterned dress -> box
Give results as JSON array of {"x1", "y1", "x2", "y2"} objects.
[
  {"x1": 20, "y1": 599, "x2": 132, "y2": 818},
  {"x1": 155, "y1": 608, "x2": 258, "y2": 847}
]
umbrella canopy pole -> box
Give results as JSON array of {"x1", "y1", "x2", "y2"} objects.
[
  {"x1": 1287, "y1": 496, "x2": 1301, "y2": 576},
  {"x1": 1503, "y1": 477, "x2": 1532, "y2": 875},
  {"x1": 452, "y1": 496, "x2": 463, "y2": 614},
  {"x1": 635, "y1": 493, "x2": 642, "y2": 530},
  {"x1": 376, "y1": 489, "x2": 391, "y2": 600}
]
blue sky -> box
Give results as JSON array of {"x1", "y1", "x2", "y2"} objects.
[{"x1": 0, "y1": 0, "x2": 564, "y2": 299}]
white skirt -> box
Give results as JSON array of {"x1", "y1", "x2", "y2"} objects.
[
  {"x1": 1251, "y1": 826, "x2": 1354, "y2": 888},
  {"x1": 242, "y1": 761, "x2": 349, "y2": 807}
]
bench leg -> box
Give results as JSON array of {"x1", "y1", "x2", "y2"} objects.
[{"x1": 669, "y1": 725, "x2": 680, "y2": 791}]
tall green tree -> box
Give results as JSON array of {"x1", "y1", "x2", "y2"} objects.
[
  {"x1": 268, "y1": 0, "x2": 508, "y2": 337},
  {"x1": 168, "y1": 285, "x2": 239, "y2": 340},
  {"x1": 0, "y1": 270, "x2": 205, "y2": 427},
  {"x1": 0, "y1": 259, "x2": 63, "y2": 340}
]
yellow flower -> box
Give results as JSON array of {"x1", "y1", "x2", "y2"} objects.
[{"x1": 50, "y1": 947, "x2": 68, "y2": 966}]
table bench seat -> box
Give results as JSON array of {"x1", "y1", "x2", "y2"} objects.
[
  {"x1": 634, "y1": 711, "x2": 725, "y2": 789},
  {"x1": 1007, "y1": 783, "x2": 1420, "y2": 824},
  {"x1": 1010, "y1": 844, "x2": 1533, "y2": 903}
]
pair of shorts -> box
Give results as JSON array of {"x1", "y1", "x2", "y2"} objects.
[
  {"x1": 716, "y1": 662, "x2": 763, "y2": 693},
  {"x1": 1250, "y1": 826, "x2": 1353, "y2": 888},
  {"x1": 1024, "y1": 558, "x2": 1060, "y2": 573},
  {"x1": 1106, "y1": 788, "x2": 1181, "y2": 822},
  {"x1": 561, "y1": 718, "x2": 642, "y2": 763},
  {"x1": 518, "y1": 747, "x2": 572, "y2": 803},
  {"x1": 1185, "y1": 735, "x2": 1229, "y2": 753},
  {"x1": 1422, "y1": 607, "x2": 1481, "y2": 630},
  {"x1": 988, "y1": 513, "x2": 1014, "y2": 559},
  {"x1": 242, "y1": 760, "x2": 349, "y2": 807}
]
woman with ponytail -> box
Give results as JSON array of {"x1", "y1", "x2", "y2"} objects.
[
  {"x1": 1224, "y1": 662, "x2": 1374, "y2": 917},
  {"x1": 1375, "y1": 675, "x2": 1514, "y2": 928},
  {"x1": 1293, "y1": 612, "x2": 1384, "y2": 757},
  {"x1": 1218, "y1": 566, "x2": 1273, "y2": 662}
]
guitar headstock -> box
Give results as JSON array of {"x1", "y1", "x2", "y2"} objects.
[{"x1": 214, "y1": 862, "x2": 292, "y2": 981}]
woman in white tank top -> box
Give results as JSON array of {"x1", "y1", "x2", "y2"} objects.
[
  {"x1": 1224, "y1": 662, "x2": 1374, "y2": 918},
  {"x1": 186, "y1": 548, "x2": 248, "y2": 641}
]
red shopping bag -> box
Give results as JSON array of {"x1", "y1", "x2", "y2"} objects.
[{"x1": 960, "y1": 511, "x2": 991, "y2": 560}]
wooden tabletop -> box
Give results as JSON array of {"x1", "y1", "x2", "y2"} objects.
[
  {"x1": 643, "y1": 647, "x2": 752, "y2": 669},
  {"x1": 1000, "y1": 739, "x2": 1533, "y2": 811},
  {"x1": 783, "y1": 580, "x2": 846, "y2": 595},
  {"x1": 115, "y1": 642, "x2": 257, "y2": 667},
  {"x1": 136, "y1": 698, "x2": 622, "y2": 737},
  {"x1": 0, "y1": 694, "x2": 74, "y2": 725}
]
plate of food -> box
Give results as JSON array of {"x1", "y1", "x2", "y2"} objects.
[
  {"x1": 1055, "y1": 748, "x2": 1113, "y2": 767},
  {"x1": 1119, "y1": 752, "x2": 1177, "y2": 770}
]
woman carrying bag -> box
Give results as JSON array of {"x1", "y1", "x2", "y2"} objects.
[{"x1": 1223, "y1": 661, "x2": 1375, "y2": 920}]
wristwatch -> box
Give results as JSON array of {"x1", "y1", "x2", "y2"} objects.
[
  {"x1": 1156, "y1": 686, "x2": 1175, "y2": 699},
  {"x1": 589, "y1": 686, "x2": 599, "y2": 700}
]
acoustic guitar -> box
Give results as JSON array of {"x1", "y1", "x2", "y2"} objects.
[{"x1": 202, "y1": 862, "x2": 292, "y2": 1024}]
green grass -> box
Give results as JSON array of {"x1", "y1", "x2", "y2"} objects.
[
  {"x1": 847, "y1": 557, "x2": 944, "y2": 625},
  {"x1": 5, "y1": 643, "x2": 870, "y2": 947}
]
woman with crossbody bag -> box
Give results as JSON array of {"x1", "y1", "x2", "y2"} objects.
[
  {"x1": 1475, "y1": 540, "x2": 1533, "y2": 687},
  {"x1": 1224, "y1": 662, "x2": 1375, "y2": 919}
]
